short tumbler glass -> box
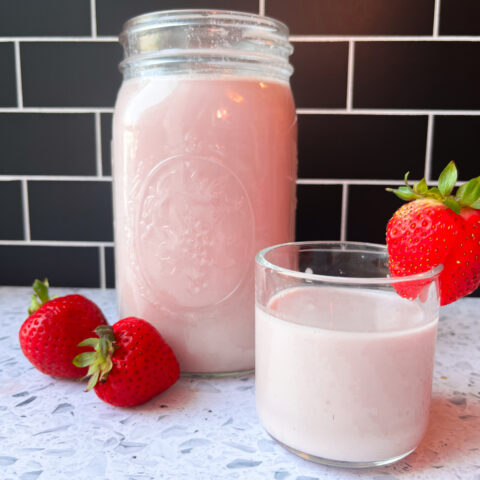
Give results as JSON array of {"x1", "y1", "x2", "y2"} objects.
[{"x1": 255, "y1": 241, "x2": 442, "y2": 468}]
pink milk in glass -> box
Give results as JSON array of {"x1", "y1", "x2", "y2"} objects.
[
  {"x1": 255, "y1": 242, "x2": 441, "y2": 467},
  {"x1": 112, "y1": 11, "x2": 297, "y2": 374},
  {"x1": 256, "y1": 286, "x2": 438, "y2": 464}
]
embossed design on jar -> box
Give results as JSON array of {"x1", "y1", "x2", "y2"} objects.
[{"x1": 133, "y1": 154, "x2": 254, "y2": 309}]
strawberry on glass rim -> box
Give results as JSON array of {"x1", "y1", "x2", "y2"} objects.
[{"x1": 386, "y1": 161, "x2": 480, "y2": 306}]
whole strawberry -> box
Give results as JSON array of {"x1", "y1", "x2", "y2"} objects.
[
  {"x1": 386, "y1": 162, "x2": 480, "y2": 305},
  {"x1": 74, "y1": 318, "x2": 180, "y2": 407},
  {"x1": 19, "y1": 279, "x2": 108, "y2": 378}
]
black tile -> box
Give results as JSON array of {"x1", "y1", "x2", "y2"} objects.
[
  {"x1": 347, "y1": 185, "x2": 404, "y2": 244},
  {"x1": 105, "y1": 246, "x2": 115, "y2": 288},
  {"x1": 21, "y1": 42, "x2": 123, "y2": 107},
  {"x1": 291, "y1": 42, "x2": 348, "y2": 108},
  {"x1": 354, "y1": 42, "x2": 480, "y2": 110},
  {"x1": 0, "y1": 181, "x2": 24, "y2": 240},
  {"x1": 267, "y1": 0, "x2": 434, "y2": 36},
  {"x1": 101, "y1": 113, "x2": 112, "y2": 176},
  {"x1": 295, "y1": 184, "x2": 342, "y2": 241},
  {"x1": 0, "y1": 0, "x2": 91, "y2": 36},
  {"x1": 440, "y1": 0, "x2": 480, "y2": 35},
  {"x1": 431, "y1": 116, "x2": 480, "y2": 181},
  {"x1": 0, "y1": 246, "x2": 100, "y2": 287},
  {"x1": 0, "y1": 43, "x2": 16, "y2": 107},
  {"x1": 29, "y1": 181, "x2": 113, "y2": 241},
  {"x1": 0, "y1": 114, "x2": 95, "y2": 175},
  {"x1": 298, "y1": 115, "x2": 427, "y2": 179},
  {"x1": 96, "y1": 0, "x2": 259, "y2": 36}
]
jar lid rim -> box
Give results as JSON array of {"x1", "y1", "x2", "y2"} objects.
[{"x1": 120, "y1": 9, "x2": 289, "y2": 38}]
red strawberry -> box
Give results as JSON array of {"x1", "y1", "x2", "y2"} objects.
[
  {"x1": 386, "y1": 162, "x2": 480, "y2": 306},
  {"x1": 74, "y1": 318, "x2": 180, "y2": 407},
  {"x1": 19, "y1": 279, "x2": 108, "y2": 378}
]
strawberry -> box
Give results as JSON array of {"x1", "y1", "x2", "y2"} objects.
[
  {"x1": 19, "y1": 279, "x2": 108, "y2": 378},
  {"x1": 386, "y1": 162, "x2": 480, "y2": 306},
  {"x1": 74, "y1": 318, "x2": 180, "y2": 407}
]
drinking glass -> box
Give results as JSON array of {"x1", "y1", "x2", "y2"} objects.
[{"x1": 255, "y1": 241, "x2": 442, "y2": 468}]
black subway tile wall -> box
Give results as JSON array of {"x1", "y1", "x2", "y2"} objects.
[
  {"x1": 105, "y1": 247, "x2": 115, "y2": 289},
  {"x1": 0, "y1": 181, "x2": 24, "y2": 240},
  {"x1": 21, "y1": 42, "x2": 122, "y2": 107},
  {"x1": 96, "y1": 0, "x2": 259, "y2": 36},
  {"x1": 355, "y1": 42, "x2": 480, "y2": 110},
  {"x1": 101, "y1": 113, "x2": 113, "y2": 176},
  {"x1": 296, "y1": 185, "x2": 343, "y2": 241},
  {"x1": 347, "y1": 185, "x2": 404, "y2": 245},
  {"x1": 0, "y1": 43, "x2": 16, "y2": 106},
  {"x1": 0, "y1": 1, "x2": 478, "y2": 298},
  {"x1": 298, "y1": 115, "x2": 427, "y2": 179},
  {"x1": 28, "y1": 181, "x2": 113, "y2": 242},
  {"x1": 440, "y1": 0, "x2": 480, "y2": 36},
  {"x1": 431, "y1": 116, "x2": 480, "y2": 180},
  {"x1": 290, "y1": 42, "x2": 348, "y2": 108},
  {"x1": 0, "y1": 0, "x2": 91, "y2": 37},
  {"x1": 0, "y1": 246, "x2": 100, "y2": 287},
  {"x1": 0, "y1": 114, "x2": 96, "y2": 175},
  {"x1": 266, "y1": 0, "x2": 435, "y2": 36}
]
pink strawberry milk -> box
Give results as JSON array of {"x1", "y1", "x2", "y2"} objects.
[{"x1": 112, "y1": 11, "x2": 297, "y2": 373}]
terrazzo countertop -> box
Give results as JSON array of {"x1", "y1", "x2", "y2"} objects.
[{"x1": 0, "y1": 287, "x2": 479, "y2": 480}]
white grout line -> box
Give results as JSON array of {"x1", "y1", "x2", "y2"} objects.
[
  {"x1": 296, "y1": 178, "x2": 446, "y2": 186},
  {"x1": 424, "y1": 114, "x2": 434, "y2": 181},
  {"x1": 289, "y1": 35, "x2": 480, "y2": 42},
  {"x1": 0, "y1": 107, "x2": 477, "y2": 116},
  {"x1": 90, "y1": 0, "x2": 97, "y2": 38},
  {"x1": 0, "y1": 36, "x2": 117, "y2": 42},
  {"x1": 13, "y1": 41, "x2": 23, "y2": 108},
  {"x1": 4, "y1": 176, "x2": 449, "y2": 187},
  {"x1": 340, "y1": 184, "x2": 348, "y2": 241},
  {"x1": 21, "y1": 179, "x2": 31, "y2": 241},
  {"x1": 0, "y1": 240, "x2": 114, "y2": 247},
  {"x1": 0, "y1": 175, "x2": 112, "y2": 181},
  {"x1": 94, "y1": 112, "x2": 103, "y2": 176},
  {"x1": 297, "y1": 178, "x2": 407, "y2": 185},
  {"x1": 259, "y1": 0, "x2": 265, "y2": 16},
  {"x1": 0, "y1": 107, "x2": 114, "y2": 113},
  {"x1": 433, "y1": 0, "x2": 441, "y2": 37},
  {"x1": 99, "y1": 245, "x2": 106, "y2": 289},
  {"x1": 346, "y1": 41, "x2": 355, "y2": 111},
  {"x1": 296, "y1": 108, "x2": 480, "y2": 115},
  {"x1": 0, "y1": 35, "x2": 477, "y2": 44}
]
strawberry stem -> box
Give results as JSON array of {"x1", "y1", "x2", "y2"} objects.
[
  {"x1": 28, "y1": 278, "x2": 52, "y2": 315},
  {"x1": 386, "y1": 161, "x2": 480, "y2": 214},
  {"x1": 73, "y1": 325, "x2": 117, "y2": 391}
]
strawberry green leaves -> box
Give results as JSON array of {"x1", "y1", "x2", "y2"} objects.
[
  {"x1": 438, "y1": 161, "x2": 458, "y2": 197},
  {"x1": 28, "y1": 278, "x2": 51, "y2": 315},
  {"x1": 387, "y1": 162, "x2": 480, "y2": 214},
  {"x1": 73, "y1": 325, "x2": 117, "y2": 391},
  {"x1": 457, "y1": 176, "x2": 480, "y2": 208}
]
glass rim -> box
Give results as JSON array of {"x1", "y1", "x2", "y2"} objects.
[
  {"x1": 120, "y1": 9, "x2": 289, "y2": 37},
  {"x1": 255, "y1": 240, "x2": 443, "y2": 285}
]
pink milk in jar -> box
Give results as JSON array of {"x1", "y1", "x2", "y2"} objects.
[{"x1": 112, "y1": 11, "x2": 297, "y2": 374}]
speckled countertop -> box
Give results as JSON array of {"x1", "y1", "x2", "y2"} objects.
[{"x1": 0, "y1": 287, "x2": 479, "y2": 480}]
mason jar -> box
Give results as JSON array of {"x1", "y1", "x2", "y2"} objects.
[{"x1": 112, "y1": 10, "x2": 297, "y2": 374}]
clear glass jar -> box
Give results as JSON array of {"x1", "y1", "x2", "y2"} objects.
[{"x1": 112, "y1": 10, "x2": 297, "y2": 374}]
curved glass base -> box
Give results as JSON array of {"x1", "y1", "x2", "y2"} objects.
[
  {"x1": 180, "y1": 368, "x2": 254, "y2": 378},
  {"x1": 273, "y1": 435, "x2": 415, "y2": 469}
]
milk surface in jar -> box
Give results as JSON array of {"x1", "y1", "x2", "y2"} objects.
[{"x1": 112, "y1": 10, "x2": 297, "y2": 374}]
